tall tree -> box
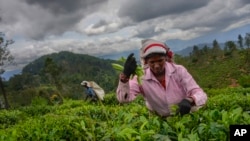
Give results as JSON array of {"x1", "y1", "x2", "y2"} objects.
[
  {"x1": 0, "y1": 33, "x2": 14, "y2": 109},
  {"x1": 225, "y1": 41, "x2": 237, "y2": 51},
  {"x1": 238, "y1": 34, "x2": 243, "y2": 49},
  {"x1": 192, "y1": 45, "x2": 200, "y2": 57},
  {"x1": 212, "y1": 39, "x2": 222, "y2": 59},
  {"x1": 191, "y1": 45, "x2": 200, "y2": 63},
  {"x1": 212, "y1": 39, "x2": 220, "y2": 50},
  {"x1": 43, "y1": 57, "x2": 62, "y2": 89}
]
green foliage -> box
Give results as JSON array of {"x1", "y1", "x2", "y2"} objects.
[
  {"x1": 43, "y1": 57, "x2": 63, "y2": 88},
  {"x1": 8, "y1": 88, "x2": 38, "y2": 107},
  {"x1": 206, "y1": 88, "x2": 250, "y2": 111},
  {"x1": 8, "y1": 51, "x2": 119, "y2": 97},
  {"x1": 0, "y1": 33, "x2": 15, "y2": 74},
  {"x1": 30, "y1": 96, "x2": 49, "y2": 106},
  {"x1": 2, "y1": 33, "x2": 250, "y2": 140},
  {"x1": 176, "y1": 48, "x2": 250, "y2": 89},
  {"x1": 8, "y1": 73, "x2": 40, "y2": 91},
  {"x1": 7, "y1": 86, "x2": 63, "y2": 108},
  {"x1": 0, "y1": 110, "x2": 24, "y2": 129},
  {"x1": 0, "y1": 88, "x2": 250, "y2": 140},
  {"x1": 18, "y1": 104, "x2": 53, "y2": 117},
  {"x1": 173, "y1": 33, "x2": 250, "y2": 89},
  {"x1": 0, "y1": 33, "x2": 15, "y2": 109},
  {"x1": 238, "y1": 75, "x2": 250, "y2": 88}
]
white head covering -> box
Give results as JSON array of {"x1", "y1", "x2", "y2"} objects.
[
  {"x1": 140, "y1": 39, "x2": 168, "y2": 58},
  {"x1": 140, "y1": 39, "x2": 172, "y2": 68},
  {"x1": 80, "y1": 81, "x2": 91, "y2": 87}
]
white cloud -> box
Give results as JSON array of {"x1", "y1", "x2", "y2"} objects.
[
  {"x1": 1, "y1": 0, "x2": 250, "y2": 73},
  {"x1": 223, "y1": 18, "x2": 250, "y2": 32}
]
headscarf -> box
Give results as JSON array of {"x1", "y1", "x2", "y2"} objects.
[
  {"x1": 139, "y1": 39, "x2": 174, "y2": 69},
  {"x1": 80, "y1": 80, "x2": 91, "y2": 87}
]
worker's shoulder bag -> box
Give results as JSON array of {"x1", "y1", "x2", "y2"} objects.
[{"x1": 89, "y1": 81, "x2": 105, "y2": 101}]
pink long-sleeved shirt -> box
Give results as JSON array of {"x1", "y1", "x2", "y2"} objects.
[{"x1": 116, "y1": 62, "x2": 207, "y2": 117}]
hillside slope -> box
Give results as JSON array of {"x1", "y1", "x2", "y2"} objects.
[
  {"x1": 10, "y1": 51, "x2": 120, "y2": 93},
  {"x1": 175, "y1": 49, "x2": 250, "y2": 88}
]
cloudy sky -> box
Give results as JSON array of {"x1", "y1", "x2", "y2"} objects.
[{"x1": 0, "y1": 0, "x2": 250, "y2": 74}]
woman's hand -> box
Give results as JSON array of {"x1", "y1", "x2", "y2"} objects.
[{"x1": 123, "y1": 53, "x2": 137, "y2": 78}]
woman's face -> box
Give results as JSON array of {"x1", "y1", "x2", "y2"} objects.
[{"x1": 146, "y1": 54, "x2": 166, "y2": 75}]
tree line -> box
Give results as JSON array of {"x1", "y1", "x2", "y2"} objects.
[{"x1": 175, "y1": 32, "x2": 250, "y2": 88}]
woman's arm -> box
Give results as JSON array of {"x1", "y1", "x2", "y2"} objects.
[
  {"x1": 116, "y1": 73, "x2": 142, "y2": 103},
  {"x1": 178, "y1": 65, "x2": 208, "y2": 106}
]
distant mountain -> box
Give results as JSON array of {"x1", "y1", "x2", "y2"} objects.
[
  {"x1": 1, "y1": 40, "x2": 241, "y2": 80},
  {"x1": 98, "y1": 42, "x2": 228, "y2": 59},
  {"x1": 9, "y1": 51, "x2": 120, "y2": 92}
]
